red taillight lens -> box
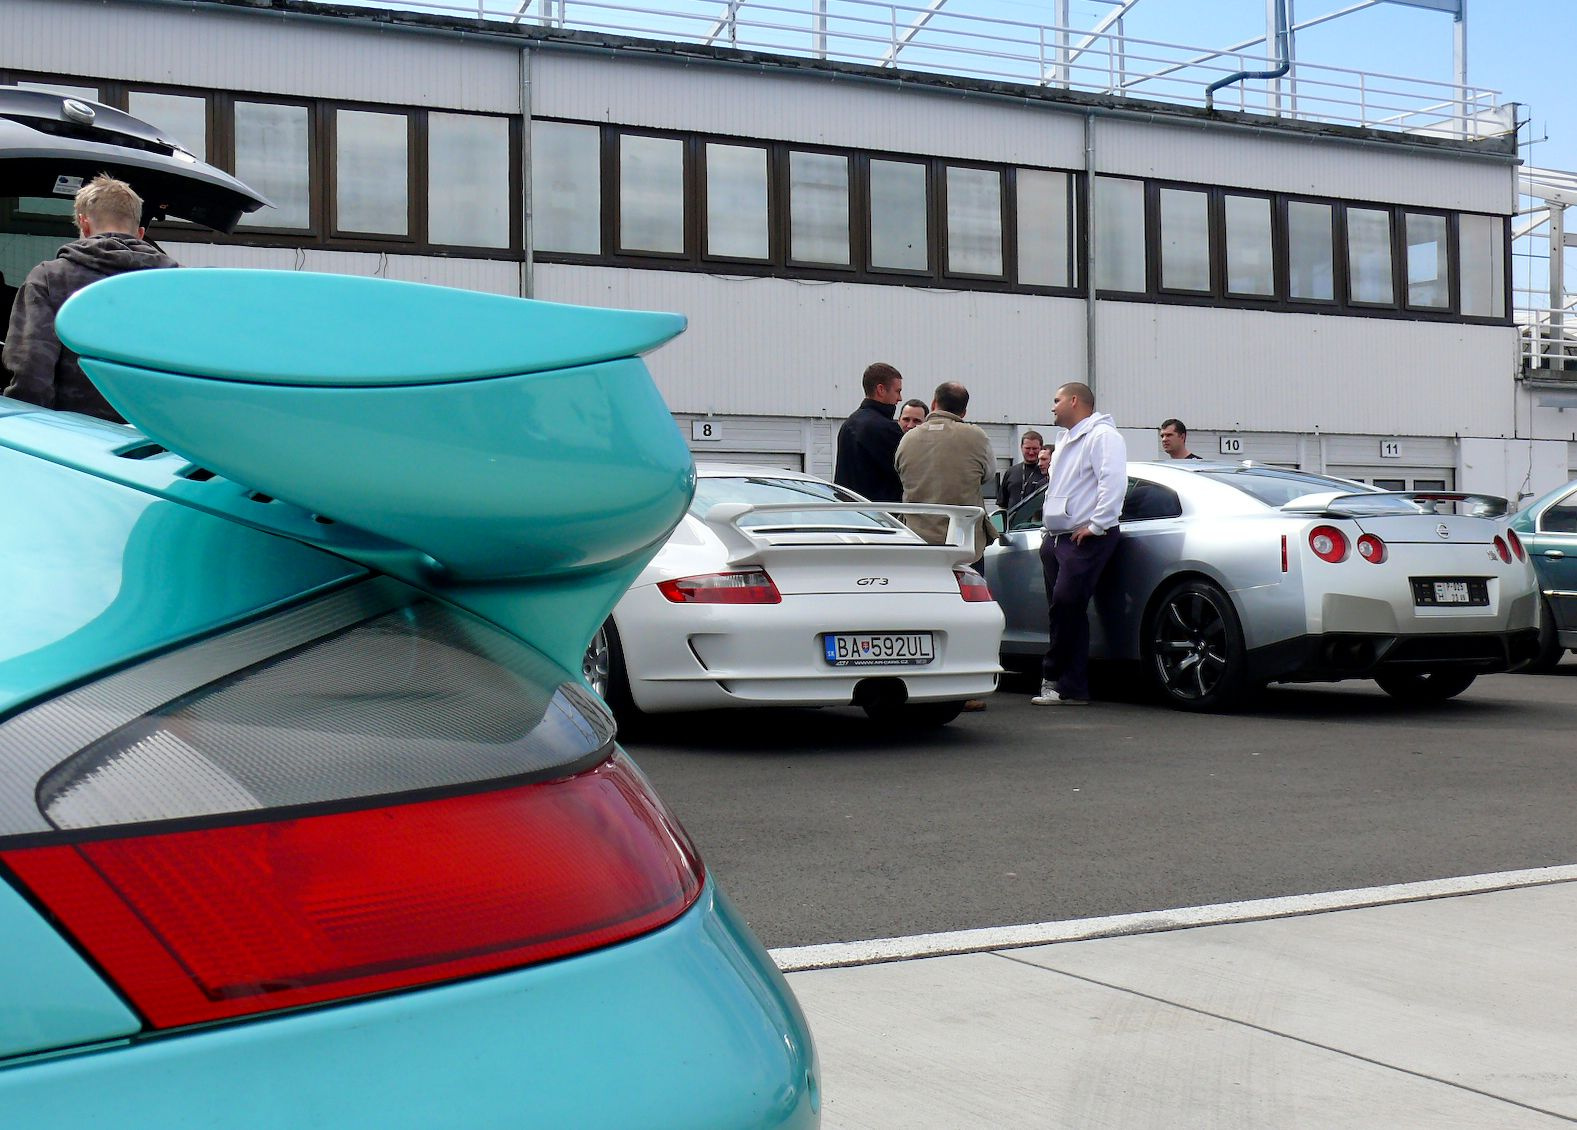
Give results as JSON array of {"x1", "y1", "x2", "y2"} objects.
[
  {"x1": 1308, "y1": 525, "x2": 1349, "y2": 563},
  {"x1": 1, "y1": 755, "x2": 701, "y2": 1029},
  {"x1": 1493, "y1": 535, "x2": 1511, "y2": 563},
  {"x1": 1356, "y1": 533, "x2": 1387, "y2": 564},
  {"x1": 658, "y1": 569, "x2": 781, "y2": 604},
  {"x1": 955, "y1": 568, "x2": 993, "y2": 602},
  {"x1": 1507, "y1": 528, "x2": 1526, "y2": 561}
]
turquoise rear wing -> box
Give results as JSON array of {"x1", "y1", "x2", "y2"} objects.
[{"x1": 58, "y1": 269, "x2": 694, "y2": 674}]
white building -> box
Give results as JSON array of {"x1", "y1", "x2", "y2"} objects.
[{"x1": 6, "y1": 0, "x2": 1570, "y2": 502}]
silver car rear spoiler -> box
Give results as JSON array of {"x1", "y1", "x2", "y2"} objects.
[
  {"x1": 1281, "y1": 491, "x2": 1509, "y2": 518},
  {"x1": 703, "y1": 501, "x2": 985, "y2": 568}
]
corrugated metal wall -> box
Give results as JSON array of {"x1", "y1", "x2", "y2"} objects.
[
  {"x1": 1097, "y1": 118, "x2": 1512, "y2": 213},
  {"x1": 529, "y1": 53, "x2": 1085, "y2": 166},
  {"x1": 11, "y1": 0, "x2": 522, "y2": 111},
  {"x1": 1095, "y1": 304, "x2": 1519, "y2": 437},
  {"x1": 164, "y1": 243, "x2": 521, "y2": 295},
  {"x1": 536, "y1": 263, "x2": 1087, "y2": 424}
]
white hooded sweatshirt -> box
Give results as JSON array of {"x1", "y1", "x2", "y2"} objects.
[{"x1": 1041, "y1": 411, "x2": 1126, "y2": 536}]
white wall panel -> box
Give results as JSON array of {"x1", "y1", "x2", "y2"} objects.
[
  {"x1": 163, "y1": 242, "x2": 521, "y2": 295},
  {"x1": 7, "y1": 0, "x2": 522, "y2": 111},
  {"x1": 530, "y1": 53, "x2": 1086, "y2": 166},
  {"x1": 1094, "y1": 303, "x2": 1519, "y2": 437},
  {"x1": 1097, "y1": 117, "x2": 1514, "y2": 214},
  {"x1": 536, "y1": 264, "x2": 1086, "y2": 421}
]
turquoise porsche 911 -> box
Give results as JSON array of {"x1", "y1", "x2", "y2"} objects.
[{"x1": 0, "y1": 90, "x2": 816, "y2": 1129}]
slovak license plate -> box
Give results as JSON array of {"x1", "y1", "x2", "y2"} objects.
[{"x1": 823, "y1": 632, "x2": 935, "y2": 667}]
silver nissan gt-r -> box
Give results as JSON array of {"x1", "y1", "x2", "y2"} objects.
[{"x1": 985, "y1": 461, "x2": 1540, "y2": 710}]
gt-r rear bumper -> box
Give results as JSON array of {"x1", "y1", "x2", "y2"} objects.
[{"x1": 1250, "y1": 627, "x2": 1542, "y2": 684}]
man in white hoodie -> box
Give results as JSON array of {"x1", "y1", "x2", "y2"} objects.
[{"x1": 1032, "y1": 381, "x2": 1127, "y2": 706}]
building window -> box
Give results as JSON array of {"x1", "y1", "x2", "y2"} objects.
[
  {"x1": 787, "y1": 151, "x2": 850, "y2": 267},
  {"x1": 1094, "y1": 176, "x2": 1145, "y2": 293},
  {"x1": 1016, "y1": 169, "x2": 1071, "y2": 288},
  {"x1": 1346, "y1": 206, "x2": 1394, "y2": 305},
  {"x1": 705, "y1": 143, "x2": 770, "y2": 261},
  {"x1": 1223, "y1": 194, "x2": 1274, "y2": 298},
  {"x1": 1287, "y1": 200, "x2": 1335, "y2": 303},
  {"x1": 1459, "y1": 213, "x2": 1505, "y2": 319},
  {"x1": 128, "y1": 91, "x2": 208, "y2": 160},
  {"x1": 333, "y1": 109, "x2": 409, "y2": 237},
  {"x1": 234, "y1": 101, "x2": 312, "y2": 230},
  {"x1": 945, "y1": 166, "x2": 1003, "y2": 277},
  {"x1": 531, "y1": 120, "x2": 600, "y2": 255},
  {"x1": 869, "y1": 159, "x2": 929, "y2": 272},
  {"x1": 619, "y1": 134, "x2": 685, "y2": 255},
  {"x1": 1158, "y1": 186, "x2": 1210, "y2": 293},
  {"x1": 1404, "y1": 212, "x2": 1449, "y2": 310},
  {"x1": 429, "y1": 113, "x2": 510, "y2": 249}
]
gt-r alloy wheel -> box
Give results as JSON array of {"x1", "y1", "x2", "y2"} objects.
[{"x1": 1145, "y1": 579, "x2": 1250, "y2": 711}]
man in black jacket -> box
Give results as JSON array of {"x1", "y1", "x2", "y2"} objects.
[
  {"x1": 833, "y1": 362, "x2": 905, "y2": 501},
  {"x1": 998, "y1": 429, "x2": 1048, "y2": 513},
  {"x1": 3, "y1": 174, "x2": 178, "y2": 423}
]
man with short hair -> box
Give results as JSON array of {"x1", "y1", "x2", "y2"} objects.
[
  {"x1": 998, "y1": 429, "x2": 1048, "y2": 513},
  {"x1": 897, "y1": 381, "x2": 996, "y2": 712},
  {"x1": 833, "y1": 362, "x2": 905, "y2": 501},
  {"x1": 897, "y1": 398, "x2": 929, "y2": 433},
  {"x1": 4, "y1": 174, "x2": 178, "y2": 423},
  {"x1": 1159, "y1": 418, "x2": 1202, "y2": 460},
  {"x1": 1033, "y1": 381, "x2": 1126, "y2": 706}
]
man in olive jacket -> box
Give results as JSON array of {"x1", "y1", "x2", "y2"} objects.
[{"x1": 894, "y1": 381, "x2": 996, "y2": 558}]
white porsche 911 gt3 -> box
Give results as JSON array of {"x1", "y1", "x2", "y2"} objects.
[{"x1": 582, "y1": 465, "x2": 1004, "y2": 727}]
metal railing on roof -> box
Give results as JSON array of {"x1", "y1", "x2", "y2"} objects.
[{"x1": 357, "y1": 0, "x2": 1501, "y2": 139}]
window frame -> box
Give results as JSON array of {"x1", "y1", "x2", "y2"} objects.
[
  {"x1": 325, "y1": 104, "x2": 417, "y2": 244},
  {"x1": 940, "y1": 161, "x2": 1008, "y2": 282},
  {"x1": 700, "y1": 138, "x2": 774, "y2": 266},
  {"x1": 780, "y1": 145, "x2": 858, "y2": 274},
  {"x1": 1400, "y1": 206, "x2": 1454, "y2": 315}
]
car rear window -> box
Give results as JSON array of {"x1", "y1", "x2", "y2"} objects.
[
  {"x1": 7, "y1": 591, "x2": 614, "y2": 834},
  {"x1": 1195, "y1": 467, "x2": 1379, "y2": 507},
  {"x1": 690, "y1": 476, "x2": 907, "y2": 530}
]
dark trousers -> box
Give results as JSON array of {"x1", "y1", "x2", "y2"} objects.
[{"x1": 1039, "y1": 530, "x2": 1121, "y2": 699}]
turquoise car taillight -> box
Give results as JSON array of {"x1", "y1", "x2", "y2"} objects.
[{"x1": 2, "y1": 755, "x2": 702, "y2": 1029}]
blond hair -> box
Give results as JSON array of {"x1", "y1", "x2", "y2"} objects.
[{"x1": 75, "y1": 174, "x2": 143, "y2": 233}]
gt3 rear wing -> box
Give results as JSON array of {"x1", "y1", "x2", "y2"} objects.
[
  {"x1": 703, "y1": 501, "x2": 986, "y2": 568},
  {"x1": 1281, "y1": 491, "x2": 1509, "y2": 519}
]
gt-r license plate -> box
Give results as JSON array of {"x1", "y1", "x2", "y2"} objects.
[
  {"x1": 823, "y1": 632, "x2": 935, "y2": 667},
  {"x1": 1410, "y1": 578, "x2": 1489, "y2": 607}
]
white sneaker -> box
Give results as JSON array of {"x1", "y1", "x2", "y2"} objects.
[{"x1": 1031, "y1": 681, "x2": 1089, "y2": 706}]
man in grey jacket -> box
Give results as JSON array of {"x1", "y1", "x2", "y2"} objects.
[
  {"x1": 894, "y1": 381, "x2": 996, "y2": 558},
  {"x1": 3, "y1": 174, "x2": 178, "y2": 423}
]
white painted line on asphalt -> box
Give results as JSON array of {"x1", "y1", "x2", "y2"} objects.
[{"x1": 770, "y1": 864, "x2": 1577, "y2": 972}]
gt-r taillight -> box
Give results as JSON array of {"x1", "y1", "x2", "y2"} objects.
[
  {"x1": 3, "y1": 757, "x2": 701, "y2": 1030},
  {"x1": 1309, "y1": 525, "x2": 1349, "y2": 563},
  {"x1": 955, "y1": 568, "x2": 994, "y2": 602},
  {"x1": 1507, "y1": 528, "x2": 1526, "y2": 561},
  {"x1": 1356, "y1": 533, "x2": 1387, "y2": 564},
  {"x1": 1493, "y1": 535, "x2": 1511, "y2": 564},
  {"x1": 658, "y1": 569, "x2": 782, "y2": 604}
]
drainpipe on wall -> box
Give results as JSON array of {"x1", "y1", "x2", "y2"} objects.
[
  {"x1": 1205, "y1": 0, "x2": 1289, "y2": 112},
  {"x1": 1084, "y1": 109, "x2": 1097, "y2": 401},
  {"x1": 521, "y1": 48, "x2": 535, "y2": 299}
]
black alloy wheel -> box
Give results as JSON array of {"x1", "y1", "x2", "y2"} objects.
[
  {"x1": 1373, "y1": 668, "x2": 1477, "y2": 702},
  {"x1": 1144, "y1": 579, "x2": 1251, "y2": 711}
]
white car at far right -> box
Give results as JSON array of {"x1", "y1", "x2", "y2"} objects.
[{"x1": 583, "y1": 465, "x2": 1004, "y2": 728}]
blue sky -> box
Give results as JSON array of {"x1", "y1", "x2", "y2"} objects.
[{"x1": 1020, "y1": 0, "x2": 1575, "y2": 169}]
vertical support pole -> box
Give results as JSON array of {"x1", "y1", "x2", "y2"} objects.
[
  {"x1": 1267, "y1": 0, "x2": 1281, "y2": 116},
  {"x1": 1551, "y1": 203, "x2": 1566, "y2": 371},
  {"x1": 1454, "y1": 0, "x2": 1469, "y2": 138},
  {"x1": 1285, "y1": 0, "x2": 1298, "y2": 117},
  {"x1": 1084, "y1": 112, "x2": 1098, "y2": 401},
  {"x1": 1055, "y1": 0, "x2": 1070, "y2": 88},
  {"x1": 815, "y1": 0, "x2": 828, "y2": 59},
  {"x1": 1115, "y1": 16, "x2": 1126, "y2": 91}
]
